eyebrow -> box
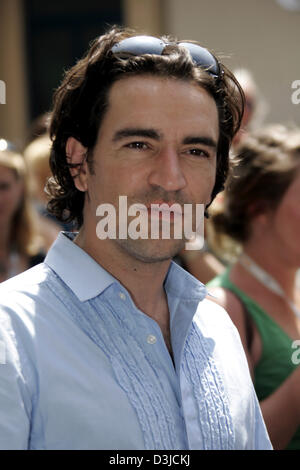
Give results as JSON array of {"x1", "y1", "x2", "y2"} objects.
[
  {"x1": 112, "y1": 128, "x2": 162, "y2": 142},
  {"x1": 183, "y1": 136, "x2": 217, "y2": 149},
  {"x1": 112, "y1": 127, "x2": 218, "y2": 149}
]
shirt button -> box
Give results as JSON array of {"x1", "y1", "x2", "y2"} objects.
[
  {"x1": 147, "y1": 334, "x2": 157, "y2": 344},
  {"x1": 119, "y1": 292, "x2": 126, "y2": 300}
]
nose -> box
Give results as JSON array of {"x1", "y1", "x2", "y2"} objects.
[{"x1": 147, "y1": 146, "x2": 187, "y2": 192}]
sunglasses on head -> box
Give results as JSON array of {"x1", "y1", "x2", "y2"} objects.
[{"x1": 110, "y1": 35, "x2": 222, "y2": 80}]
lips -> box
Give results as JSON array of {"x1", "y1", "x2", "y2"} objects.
[
  {"x1": 145, "y1": 201, "x2": 183, "y2": 216},
  {"x1": 128, "y1": 201, "x2": 184, "y2": 223}
]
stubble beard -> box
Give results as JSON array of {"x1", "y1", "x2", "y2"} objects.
[{"x1": 114, "y1": 236, "x2": 186, "y2": 264}]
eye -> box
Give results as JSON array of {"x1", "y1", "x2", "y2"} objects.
[
  {"x1": 186, "y1": 148, "x2": 210, "y2": 158},
  {"x1": 0, "y1": 182, "x2": 11, "y2": 191},
  {"x1": 126, "y1": 141, "x2": 148, "y2": 150}
]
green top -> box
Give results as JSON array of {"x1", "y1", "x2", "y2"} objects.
[{"x1": 207, "y1": 268, "x2": 300, "y2": 450}]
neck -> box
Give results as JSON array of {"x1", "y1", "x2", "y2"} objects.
[
  {"x1": 74, "y1": 227, "x2": 171, "y2": 322},
  {"x1": 242, "y1": 241, "x2": 297, "y2": 300}
]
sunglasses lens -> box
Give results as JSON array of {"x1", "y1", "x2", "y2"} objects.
[
  {"x1": 178, "y1": 42, "x2": 219, "y2": 76},
  {"x1": 111, "y1": 36, "x2": 220, "y2": 78},
  {"x1": 111, "y1": 36, "x2": 165, "y2": 57}
]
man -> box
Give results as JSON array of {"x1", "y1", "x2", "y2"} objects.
[{"x1": 0, "y1": 27, "x2": 272, "y2": 449}]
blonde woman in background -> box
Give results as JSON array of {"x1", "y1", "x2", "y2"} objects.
[
  {"x1": 0, "y1": 139, "x2": 48, "y2": 282},
  {"x1": 207, "y1": 125, "x2": 300, "y2": 449},
  {"x1": 24, "y1": 133, "x2": 74, "y2": 235},
  {"x1": 23, "y1": 134, "x2": 53, "y2": 209}
]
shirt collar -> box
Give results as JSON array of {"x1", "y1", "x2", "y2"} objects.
[
  {"x1": 45, "y1": 232, "x2": 117, "y2": 302},
  {"x1": 164, "y1": 261, "x2": 207, "y2": 372},
  {"x1": 164, "y1": 260, "x2": 207, "y2": 301},
  {"x1": 45, "y1": 231, "x2": 207, "y2": 305},
  {"x1": 45, "y1": 232, "x2": 207, "y2": 371}
]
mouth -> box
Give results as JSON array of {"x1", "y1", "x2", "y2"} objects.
[{"x1": 145, "y1": 201, "x2": 183, "y2": 220}]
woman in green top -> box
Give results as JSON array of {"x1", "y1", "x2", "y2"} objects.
[{"x1": 207, "y1": 125, "x2": 300, "y2": 450}]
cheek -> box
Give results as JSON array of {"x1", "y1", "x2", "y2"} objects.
[
  {"x1": 0, "y1": 188, "x2": 22, "y2": 215},
  {"x1": 188, "y1": 164, "x2": 216, "y2": 200},
  {"x1": 107, "y1": 161, "x2": 150, "y2": 197},
  {"x1": 273, "y1": 202, "x2": 300, "y2": 242},
  {"x1": 87, "y1": 165, "x2": 133, "y2": 207},
  {"x1": 284, "y1": 207, "x2": 300, "y2": 236},
  {"x1": 289, "y1": 201, "x2": 300, "y2": 221}
]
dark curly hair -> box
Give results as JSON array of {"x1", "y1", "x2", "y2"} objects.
[{"x1": 46, "y1": 25, "x2": 244, "y2": 228}]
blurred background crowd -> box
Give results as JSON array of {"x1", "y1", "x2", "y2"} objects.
[{"x1": 0, "y1": 0, "x2": 299, "y2": 450}]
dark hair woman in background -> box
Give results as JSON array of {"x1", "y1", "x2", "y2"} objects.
[{"x1": 207, "y1": 125, "x2": 300, "y2": 449}]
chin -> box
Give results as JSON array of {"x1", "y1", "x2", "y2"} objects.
[{"x1": 115, "y1": 238, "x2": 185, "y2": 263}]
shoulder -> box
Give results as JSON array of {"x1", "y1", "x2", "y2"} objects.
[
  {"x1": 184, "y1": 297, "x2": 271, "y2": 449},
  {"x1": 192, "y1": 297, "x2": 253, "y2": 393},
  {"x1": 206, "y1": 286, "x2": 246, "y2": 326},
  {"x1": 0, "y1": 262, "x2": 52, "y2": 299},
  {"x1": 191, "y1": 296, "x2": 244, "y2": 359},
  {"x1": 28, "y1": 251, "x2": 46, "y2": 268},
  {"x1": 195, "y1": 293, "x2": 255, "y2": 367},
  {"x1": 0, "y1": 264, "x2": 54, "y2": 391},
  {"x1": 0, "y1": 262, "x2": 73, "y2": 384},
  {"x1": 0, "y1": 263, "x2": 57, "y2": 331},
  {"x1": 205, "y1": 286, "x2": 257, "y2": 375},
  {"x1": 194, "y1": 296, "x2": 254, "y2": 390},
  {"x1": 195, "y1": 296, "x2": 243, "y2": 341}
]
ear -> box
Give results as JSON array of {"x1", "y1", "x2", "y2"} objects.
[{"x1": 66, "y1": 137, "x2": 89, "y2": 192}]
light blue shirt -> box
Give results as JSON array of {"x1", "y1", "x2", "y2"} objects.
[{"x1": 0, "y1": 232, "x2": 272, "y2": 450}]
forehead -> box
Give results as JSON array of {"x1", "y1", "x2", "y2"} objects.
[
  {"x1": 99, "y1": 75, "x2": 219, "y2": 141},
  {"x1": 0, "y1": 164, "x2": 17, "y2": 180}
]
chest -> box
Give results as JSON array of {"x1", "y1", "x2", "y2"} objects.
[
  {"x1": 32, "y1": 297, "x2": 186, "y2": 450},
  {"x1": 245, "y1": 293, "x2": 300, "y2": 371},
  {"x1": 251, "y1": 292, "x2": 300, "y2": 340}
]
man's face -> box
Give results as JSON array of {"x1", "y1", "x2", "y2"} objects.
[{"x1": 82, "y1": 75, "x2": 219, "y2": 262}]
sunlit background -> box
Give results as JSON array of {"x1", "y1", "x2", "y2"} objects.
[{"x1": 0, "y1": 0, "x2": 299, "y2": 149}]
